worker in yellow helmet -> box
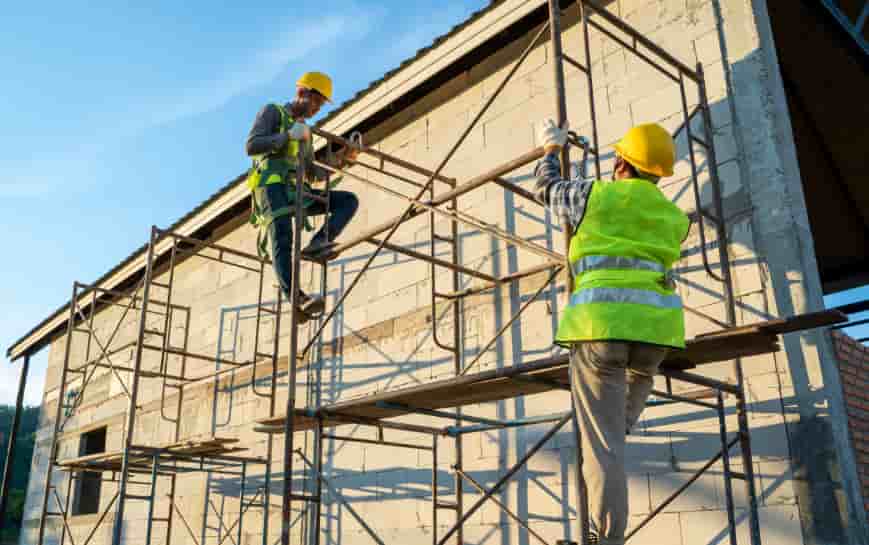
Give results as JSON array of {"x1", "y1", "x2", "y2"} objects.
[
  {"x1": 245, "y1": 72, "x2": 359, "y2": 321},
  {"x1": 535, "y1": 120, "x2": 689, "y2": 545}
]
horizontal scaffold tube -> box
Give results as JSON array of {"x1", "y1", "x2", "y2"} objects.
[
  {"x1": 310, "y1": 126, "x2": 456, "y2": 188},
  {"x1": 316, "y1": 160, "x2": 562, "y2": 262},
  {"x1": 327, "y1": 146, "x2": 547, "y2": 257}
]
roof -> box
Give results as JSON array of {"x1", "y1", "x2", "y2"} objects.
[
  {"x1": 6, "y1": 0, "x2": 547, "y2": 361},
  {"x1": 318, "y1": 1, "x2": 503, "y2": 128}
]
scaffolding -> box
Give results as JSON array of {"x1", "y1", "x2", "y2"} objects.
[{"x1": 28, "y1": 2, "x2": 848, "y2": 545}]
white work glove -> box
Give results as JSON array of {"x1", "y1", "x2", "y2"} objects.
[
  {"x1": 287, "y1": 121, "x2": 311, "y2": 141},
  {"x1": 538, "y1": 118, "x2": 569, "y2": 154}
]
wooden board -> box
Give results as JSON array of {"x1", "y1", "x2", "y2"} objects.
[
  {"x1": 58, "y1": 436, "x2": 254, "y2": 473},
  {"x1": 257, "y1": 311, "x2": 843, "y2": 433}
]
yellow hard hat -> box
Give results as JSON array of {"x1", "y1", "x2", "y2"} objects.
[
  {"x1": 613, "y1": 123, "x2": 675, "y2": 177},
  {"x1": 297, "y1": 71, "x2": 333, "y2": 102}
]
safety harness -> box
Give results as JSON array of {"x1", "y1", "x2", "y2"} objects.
[{"x1": 246, "y1": 103, "x2": 315, "y2": 258}]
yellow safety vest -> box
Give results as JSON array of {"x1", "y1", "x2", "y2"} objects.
[
  {"x1": 555, "y1": 178, "x2": 690, "y2": 348},
  {"x1": 246, "y1": 103, "x2": 313, "y2": 192},
  {"x1": 246, "y1": 103, "x2": 315, "y2": 256}
]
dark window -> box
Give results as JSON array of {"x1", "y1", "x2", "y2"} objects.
[{"x1": 72, "y1": 427, "x2": 106, "y2": 515}]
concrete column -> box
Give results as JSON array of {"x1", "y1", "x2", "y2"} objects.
[{"x1": 716, "y1": 0, "x2": 869, "y2": 542}]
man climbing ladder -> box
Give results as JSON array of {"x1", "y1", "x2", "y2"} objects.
[
  {"x1": 535, "y1": 120, "x2": 689, "y2": 545},
  {"x1": 245, "y1": 71, "x2": 359, "y2": 321}
]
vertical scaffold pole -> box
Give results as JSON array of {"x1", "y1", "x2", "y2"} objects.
[
  {"x1": 579, "y1": 1, "x2": 601, "y2": 180},
  {"x1": 432, "y1": 434, "x2": 438, "y2": 545},
  {"x1": 281, "y1": 146, "x2": 309, "y2": 545},
  {"x1": 717, "y1": 391, "x2": 738, "y2": 545},
  {"x1": 449, "y1": 200, "x2": 464, "y2": 545},
  {"x1": 311, "y1": 419, "x2": 324, "y2": 545},
  {"x1": 263, "y1": 282, "x2": 283, "y2": 545},
  {"x1": 696, "y1": 61, "x2": 761, "y2": 544},
  {"x1": 111, "y1": 225, "x2": 159, "y2": 545},
  {"x1": 166, "y1": 474, "x2": 177, "y2": 545},
  {"x1": 238, "y1": 461, "x2": 247, "y2": 545},
  {"x1": 37, "y1": 282, "x2": 79, "y2": 545},
  {"x1": 145, "y1": 452, "x2": 160, "y2": 545},
  {"x1": 429, "y1": 168, "x2": 464, "y2": 545},
  {"x1": 305, "y1": 152, "x2": 332, "y2": 545},
  {"x1": 547, "y1": 1, "x2": 589, "y2": 543},
  {"x1": 546, "y1": 0, "x2": 574, "y2": 295}
]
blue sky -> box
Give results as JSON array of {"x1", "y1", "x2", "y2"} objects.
[
  {"x1": 1, "y1": 1, "x2": 866, "y2": 406},
  {"x1": 0, "y1": 0, "x2": 490, "y2": 404}
]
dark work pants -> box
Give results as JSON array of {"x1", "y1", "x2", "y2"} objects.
[{"x1": 262, "y1": 184, "x2": 359, "y2": 300}]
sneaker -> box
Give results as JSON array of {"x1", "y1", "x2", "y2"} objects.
[
  {"x1": 297, "y1": 292, "x2": 325, "y2": 317},
  {"x1": 301, "y1": 240, "x2": 338, "y2": 263}
]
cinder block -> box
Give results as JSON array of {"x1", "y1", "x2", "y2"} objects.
[
  {"x1": 756, "y1": 504, "x2": 805, "y2": 545},
  {"x1": 526, "y1": 470, "x2": 573, "y2": 522},
  {"x1": 630, "y1": 84, "x2": 688, "y2": 127},
  {"x1": 626, "y1": 511, "x2": 682, "y2": 545},
  {"x1": 674, "y1": 249, "x2": 728, "y2": 309},
  {"x1": 456, "y1": 522, "x2": 503, "y2": 545},
  {"x1": 529, "y1": 519, "x2": 576, "y2": 544},
  {"x1": 682, "y1": 0, "x2": 719, "y2": 37},
  {"x1": 625, "y1": 431, "x2": 676, "y2": 475},
  {"x1": 649, "y1": 468, "x2": 723, "y2": 513},
  {"x1": 479, "y1": 33, "x2": 549, "y2": 104},
  {"x1": 743, "y1": 415, "x2": 790, "y2": 462},
  {"x1": 752, "y1": 459, "x2": 797, "y2": 507},
  {"x1": 483, "y1": 108, "x2": 535, "y2": 168},
  {"x1": 693, "y1": 29, "x2": 723, "y2": 66},
  {"x1": 594, "y1": 106, "x2": 635, "y2": 148},
  {"x1": 678, "y1": 507, "x2": 741, "y2": 545}
]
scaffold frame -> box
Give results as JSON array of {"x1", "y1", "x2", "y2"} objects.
[{"x1": 23, "y1": 2, "x2": 851, "y2": 545}]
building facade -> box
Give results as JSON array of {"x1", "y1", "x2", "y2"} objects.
[{"x1": 10, "y1": 1, "x2": 869, "y2": 544}]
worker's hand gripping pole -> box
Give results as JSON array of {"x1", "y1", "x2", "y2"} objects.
[{"x1": 567, "y1": 132, "x2": 591, "y2": 181}]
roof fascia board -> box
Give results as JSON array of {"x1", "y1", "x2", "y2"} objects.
[{"x1": 319, "y1": 0, "x2": 544, "y2": 137}]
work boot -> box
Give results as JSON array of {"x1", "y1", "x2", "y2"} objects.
[
  {"x1": 295, "y1": 292, "x2": 325, "y2": 324},
  {"x1": 301, "y1": 240, "x2": 339, "y2": 264}
]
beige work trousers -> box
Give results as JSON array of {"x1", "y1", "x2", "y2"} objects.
[{"x1": 570, "y1": 341, "x2": 670, "y2": 545}]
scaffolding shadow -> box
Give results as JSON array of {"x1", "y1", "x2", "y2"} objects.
[{"x1": 27, "y1": 2, "x2": 850, "y2": 545}]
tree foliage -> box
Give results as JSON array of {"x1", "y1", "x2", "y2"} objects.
[{"x1": 0, "y1": 405, "x2": 40, "y2": 544}]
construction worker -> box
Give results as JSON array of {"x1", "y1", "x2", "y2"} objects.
[
  {"x1": 245, "y1": 71, "x2": 359, "y2": 321},
  {"x1": 535, "y1": 120, "x2": 689, "y2": 545}
]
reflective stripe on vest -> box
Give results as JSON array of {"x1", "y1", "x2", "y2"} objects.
[
  {"x1": 555, "y1": 178, "x2": 689, "y2": 348},
  {"x1": 572, "y1": 254, "x2": 665, "y2": 277},
  {"x1": 568, "y1": 287, "x2": 683, "y2": 309}
]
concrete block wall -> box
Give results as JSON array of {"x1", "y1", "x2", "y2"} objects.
[
  {"x1": 831, "y1": 331, "x2": 869, "y2": 521},
  {"x1": 20, "y1": 0, "x2": 866, "y2": 543}
]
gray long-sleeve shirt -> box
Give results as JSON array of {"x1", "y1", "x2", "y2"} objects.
[
  {"x1": 245, "y1": 103, "x2": 349, "y2": 181},
  {"x1": 533, "y1": 152, "x2": 594, "y2": 231},
  {"x1": 245, "y1": 103, "x2": 292, "y2": 157}
]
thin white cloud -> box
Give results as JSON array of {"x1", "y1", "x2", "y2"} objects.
[
  {"x1": 0, "y1": 144, "x2": 108, "y2": 197},
  {"x1": 0, "y1": 6, "x2": 382, "y2": 198},
  {"x1": 144, "y1": 8, "x2": 381, "y2": 130}
]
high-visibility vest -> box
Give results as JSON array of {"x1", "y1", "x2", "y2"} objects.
[
  {"x1": 246, "y1": 103, "x2": 315, "y2": 257},
  {"x1": 555, "y1": 178, "x2": 690, "y2": 348},
  {"x1": 246, "y1": 103, "x2": 311, "y2": 192}
]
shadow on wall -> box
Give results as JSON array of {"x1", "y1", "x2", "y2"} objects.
[{"x1": 195, "y1": 60, "x2": 852, "y2": 545}]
